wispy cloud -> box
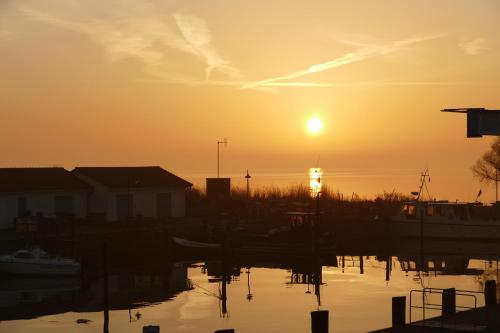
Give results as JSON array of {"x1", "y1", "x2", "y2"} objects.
[
  {"x1": 173, "y1": 13, "x2": 239, "y2": 80},
  {"x1": 459, "y1": 37, "x2": 487, "y2": 56},
  {"x1": 240, "y1": 34, "x2": 444, "y2": 89},
  {"x1": 15, "y1": 1, "x2": 238, "y2": 82}
]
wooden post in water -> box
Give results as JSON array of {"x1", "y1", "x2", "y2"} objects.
[
  {"x1": 102, "y1": 243, "x2": 109, "y2": 333},
  {"x1": 359, "y1": 256, "x2": 364, "y2": 274},
  {"x1": 485, "y1": 280, "x2": 497, "y2": 306},
  {"x1": 311, "y1": 310, "x2": 328, "y2": 333},
  {"x1": 392, "y1": 296, "x2": 406, "y2": 328},
  {"x1": 442, "y1": 288, "x2": 456, "y2": 316}
]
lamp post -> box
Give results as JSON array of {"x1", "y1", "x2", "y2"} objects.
[{"x1": 245, "y1": 170, "x2": 251, "y2": 199}]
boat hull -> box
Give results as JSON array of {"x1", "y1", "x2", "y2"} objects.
[
  {"x1": 390, "y1": 219, "x2": 500, "y2": 240},
  {"x1": 0, "y1": 260, "x2": 81, "y2": 276}
]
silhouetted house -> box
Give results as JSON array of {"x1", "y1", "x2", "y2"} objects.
[
  {"x1": 73, "y1": 166, "x2": 192, "y2": 221},
  {"x1": 0, "y1": 168, "x2": 90, "y2": 229}
]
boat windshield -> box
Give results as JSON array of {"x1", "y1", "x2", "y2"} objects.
[
  {"x1": 14, "y1": 251, "x2": 33, "y2": 259},
  {"x1": 402, "y1": 204, "x2": 417, "y2": 217}
]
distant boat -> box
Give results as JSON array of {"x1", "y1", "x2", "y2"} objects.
[
  {"x1": 172, "y1": 237, "x2": 222, "y2": 249},
  {"x1": 0, "y1": 248, "x2": 81, "y2": 276},
  {"x1": 390, "y1": 201, "x2": 500, "y2": 240}
]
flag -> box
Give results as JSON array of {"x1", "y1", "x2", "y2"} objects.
[{"x1": 475, "y1": 189, "x2": 482, "y2": 202}]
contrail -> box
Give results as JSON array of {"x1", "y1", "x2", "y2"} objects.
[{"x1": 240, "y1": 34, "x2": 444, "y2": 90}]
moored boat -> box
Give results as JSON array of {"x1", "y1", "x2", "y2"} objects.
[
  {"x1": 390, "y1": 200, "x2": 500, "y2": 240},
  {"x1": 0, "y1": 248, "x2": 81, "y2": 276}
]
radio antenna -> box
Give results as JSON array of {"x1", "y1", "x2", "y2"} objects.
[{"x1": 217, "y1": 137, "x2": 228, "y2": 178}]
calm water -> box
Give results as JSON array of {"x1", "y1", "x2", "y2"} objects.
[{"x1": 1, "y1": 244, "x2": 498, "y2": 333}]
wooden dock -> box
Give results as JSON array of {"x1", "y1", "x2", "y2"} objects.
[
  {"x1": 371, "y1": 281, "x2": 500, "y2": 333},
  {"x1": 372, "y1": 304, "x2": 500, "y2": 332}
]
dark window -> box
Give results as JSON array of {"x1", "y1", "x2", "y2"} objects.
[
  {"x1": 116, "y1": 194, "x2": 133, "y2": 221},
  {"x1": 17, "y1": 197, "x2": 27, "y2": 217},
  {"x1": 157, "y1": 193, "x2": 172, "y2": 218},
  {"x1": 55, "y1": 195, "x2": 74, "y2": 215}
]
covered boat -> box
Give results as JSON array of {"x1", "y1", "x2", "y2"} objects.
[{"x1": 0, "y1": 248, "x2": 81, "y2": 276}]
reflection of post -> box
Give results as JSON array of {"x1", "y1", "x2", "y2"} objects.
[
  {"x1": 314, "y1": 258, "x2": 322, "y2": 306},
  {"x1": 359, "y1": 256, "x2": 364, "y2": 274},
  {"x1": 420, "y1": 203, "x2": 425, "y2": 272},
  {"x1": 102, "y1": 244, "x2": 109, "y2": 333},
  {"x1": 246, "y1": 267, "x2": 253, "y2": 301},
  {"x1": 385, "y1": 256, "x2": 391, "y2": 282},
  {"x1": 221, "y1": 273, "x2": 227, "y2": 316},
  {"x1": 342, "y1": 256, "x2": 345, "y2": 273},
  {"x1": 221, "y1": 256, "x2": 228, "y2": 317}
]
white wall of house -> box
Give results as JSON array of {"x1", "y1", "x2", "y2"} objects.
[
  {"x1": 107, "y1": 187, "x2": 186, "y2": 221},
  {"x1": 0, "y1": 190, "x2": 87, "y2": 229},
  {"x1": 73, "y1": 173, "x2": 110, "y2": 219},
  {"x1": 73, "y1": 172, "x2": 188, "y2": 221}
]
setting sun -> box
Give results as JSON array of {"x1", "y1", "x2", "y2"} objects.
[{"x1": 307, "y1": 117, "x2": 323, "y2": 134}]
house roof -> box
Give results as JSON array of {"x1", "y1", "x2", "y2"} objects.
[
  {"x1": 0, "y1": 168, "x2": 91, "y2": 193},
  {"x1": 73, "y1": 166, "x2": 192, "y2": 189}
]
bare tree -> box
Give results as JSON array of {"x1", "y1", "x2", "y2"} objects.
[{"x1": 472, "y1": 138, "x2": 500, "y2": 202}]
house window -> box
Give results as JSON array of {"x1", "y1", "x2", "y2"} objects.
[
  {"x1": 116, "y1": 194, "x2": 133, "y2": 221},
  {"x1": 17, "y1": 197, "x2": 27, "y2": 217},
  {"x1": 157, "y1": 193, "x2": 172, "y2": 218},
  {"x1": 55, "y1": 195, "x2": 74, "y2": 215}
]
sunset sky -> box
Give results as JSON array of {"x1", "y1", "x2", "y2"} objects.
[{"x1": 1, "y1": 0, "x2": 499, "y2": 200}]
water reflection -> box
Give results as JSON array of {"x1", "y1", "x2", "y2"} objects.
[
  {"x1": 1, "y1": 241, "x2": 500, "y2": 332},
  {"x1": 0, "y1": 262, "x2": 191, "y2": 322}
]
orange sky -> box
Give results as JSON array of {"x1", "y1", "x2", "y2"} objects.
[{"x1": 1, "y1": 0, "x2": 499, "y2": 200}]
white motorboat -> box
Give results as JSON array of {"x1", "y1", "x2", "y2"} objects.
[
  {"x1": 390, "y1": 169, "x2": 500, "y2": 240},
  {"x1": 0, "y1": 248, "x2": 81, "y2": 276},
  {"x1": 391, "y1": 200, "x2": 500, "y2": 240}
]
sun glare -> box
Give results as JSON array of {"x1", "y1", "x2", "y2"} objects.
[{"x1": 307, "y1": 117, "x2": 323, "y2": 134}]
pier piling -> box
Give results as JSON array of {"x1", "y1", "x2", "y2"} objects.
[
  {"x1": 485, "y1": 280, "x2": 497, "y2": 306},
  {"x1": 311, "y1": 310, "x2": 329, "y2": 333},
  {"x1": 391, "y1": 296, "x2": 405, "y2": 328},
  {"x1": 442, "y1": 288, "x2": 456, "y2": 316}
]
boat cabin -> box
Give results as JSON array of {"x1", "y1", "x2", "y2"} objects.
[
  {"x1": 287, "y1": 212, "x2": 318, "y2": 228},
  {"x1": 400, "y1": 201, "x2": 476, "y2": 221}
]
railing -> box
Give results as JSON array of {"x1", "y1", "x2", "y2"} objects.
[{"x1": 409, "y1": 287, "x2": 482, "y2": 327}]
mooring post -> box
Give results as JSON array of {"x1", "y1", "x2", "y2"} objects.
[
  {"x1": 102, "y1": 243, "x2": 109, "y2": 333},
  {"x1": 311, "y1": 310, "x2": 328, "y2": 333},
  {"x1": 359, "y1": 256, "x2": 364, "y2": 274},
  {"x1": 485, "y1": 280, "x2": 497, "y2": 306},
  {"x1": 143, "y1": 326, "x2": 160, "y2": 333},
  {"x1": 442, "y1": 288, "x2": 456, "y2": 316},
  {"x1": 392, "y1": 296, "x2": 406, "y2": 328}
]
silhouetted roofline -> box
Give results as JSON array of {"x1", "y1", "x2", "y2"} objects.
[
  {"x1": 72, "y1": 166, "x2": 192, "y2": 189},
  {"x1": 0, "y1": 167, "x2": 91, "y2": 192}
]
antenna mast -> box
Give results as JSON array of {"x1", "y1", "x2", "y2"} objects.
[
  {"x1": 416, "y1": 169, "x2": 431, "y2": 201},
  {"x1": 217, "y1": 138, "x2": 228, "y2": 178}
]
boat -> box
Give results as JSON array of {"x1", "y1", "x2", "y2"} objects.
[
  {"x1": 172, "y1": 237, "x2": 222, "y2": 249},
  {"x1": 0, "y1": 248, "x2": 81, "y2": 276},
  {"x1": 390, "y1": 170, "x2": 500, "y2": 240}
]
